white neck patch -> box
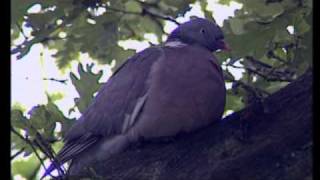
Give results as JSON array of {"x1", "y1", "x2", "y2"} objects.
[{"x1": 164, "y1": 40, "x2": 187, "y2": 48}]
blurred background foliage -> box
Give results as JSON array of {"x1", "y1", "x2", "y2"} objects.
[{"x1": 11, "y1": 0, "x2": 312, "y2": 179}]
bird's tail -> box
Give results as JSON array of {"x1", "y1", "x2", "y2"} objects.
[
  {"x1": 41, "y1": 135, "x2": 99, "y2": 179},
  {"x1": 67, "y1": 134, "x2": 132, "y2": 175}
]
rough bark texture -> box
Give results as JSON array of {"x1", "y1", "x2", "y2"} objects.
[{"x1": 68, "y1": 69, "x2": 313, "y2": 180}]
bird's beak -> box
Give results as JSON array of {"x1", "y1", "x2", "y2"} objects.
[{"x1": 218, "y1": 40, "x2": 231, "y2": 51}]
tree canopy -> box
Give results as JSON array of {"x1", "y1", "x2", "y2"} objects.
[{"x1": 11, "y1": 0, "x2": 312, "y2": 179}]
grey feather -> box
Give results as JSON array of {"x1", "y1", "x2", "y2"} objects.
[{"x1": 44, "y1": 18, "x2": 228, "y2": 178}]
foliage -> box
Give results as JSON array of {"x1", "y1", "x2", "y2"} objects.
[
  {"x1": 11, "y1": 0, "x2": 312, "y2": 178},
  {"x1": 70, "y1": 63, "x2": 104, "y2": 113}
]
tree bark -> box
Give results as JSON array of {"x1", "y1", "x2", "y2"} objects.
[{"x1": 68, "y1": 69, "x2": 313, "y2": 180}]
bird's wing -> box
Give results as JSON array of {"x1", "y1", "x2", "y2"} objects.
[
  {"x1": 66, "y1": 46, "x2": 163, "y2": 139},
  {"x1": 46, "y1": 46, "x2": 163, "y2": 175}
]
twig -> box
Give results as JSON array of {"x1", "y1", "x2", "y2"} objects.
[
  {"x1": 11, "y1": 128, "x2": 54, "y2": 177},
  {"x1": 104, "y1": 5, "x2": 180, "y2": 25},
  {"x1": 236, "y1": 79, "x2": 270, "y2": 96},
  {"x1": 226, "y1": 63, "x2": 243, "y2": 69},
  {"x1": 34, "y1": 135, "x2": 67, "y2": 179},
  {"x1": 246, "y1": 67, "x2": 294, "y2": 82},
  {"x1": 11, "y1": 7, "x2": 86, "y2": 60},
  {"x1": 244, "y1": 56, "x2": 295, "y2": 82},
  {"x1": 267, "y1": 50, "x2": 287, "y2": 64},
  {"x1": 245, "y1": 56, "x2": 272, "y2": 69},
  {"x1": 142, "y1": 8, "x2": 180, "y2": 25},
  {"x1": 153, "y1": 18, "x2": 169, "y2": 36},
  {"x1": 135, "y1": 0, "x2": 159, "y2": 7},
  {"x1": 15, "y1": 23, "x2": 28, "y2": 40},
  {"x1": 223, "y1": 72, "x2": 270, "y2": 97},
  {"x1": 11, "y1": 148, "x2": 25, "y2": 160},
  {"x1": 43, "y1": 78, "x2": 68, "y2": 84},
  {"x1": 104, "y1": 6, "x2": 141, "y2": 15},
  {"x1": 11, "y1": 127, "x2": 65, "y2": 179}
]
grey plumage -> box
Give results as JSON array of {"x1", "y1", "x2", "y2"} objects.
[{"x1": 44, "y1": 17, "x2": 228, "y2": 177}]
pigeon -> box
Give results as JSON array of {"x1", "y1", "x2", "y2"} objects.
[{"x1": 44, "y1": 17, "x2": 228, "y2": 178}]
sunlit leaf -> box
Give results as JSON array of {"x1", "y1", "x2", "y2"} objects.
[
  {"x1": 12, "y1": 154, "x2": 41, "y2": 179},
  {"x1": 47, "y1": 92, "x2": 64, "y2": 102},
  {"x1": 229, "y1": 18, "x2": 246, "y2": 35},
  {"x1": 11, "y1": 109, "x2": 27, "y2": 129},
  {"x1": 125, "y1": 1, "x2": 142, "y2": 13},
  {"x1": 218, "y1": 0, "x2": 232, "y2": 6},
  {"x1": 225, "y1": 91, "x2": 245, "y2": 111},
  {"x1": 70, "y1": 63, "x2": 103, "y2": 113}
]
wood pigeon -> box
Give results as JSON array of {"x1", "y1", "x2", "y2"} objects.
[{"x1": 44, "y1": 17, "x2": 228, "y2": 177}]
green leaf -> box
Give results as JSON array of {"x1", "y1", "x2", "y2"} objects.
[
  {"x1": 11, "y1": 0, "x2": 38, "y2": 25},
  {"x1": 53, "y1": 37, "x2": 81, "y2": 70},
  {"x1": 11, "y1": 109, "x2": 27, "y2": 129},
  {"x1": 292, "y1": 13, "x2": 312, "y2": 75},
  {"x1": 28, "y1": 105, "x2": 52, "y2": 130},
  {"x1": 12, "y1": 154, "x2": 41, "y2": 179},
  {"x1": 160, "y1": 0, "x2": 195, "y2": 17},
  {"x1": 11, "y1": 24, "x2": 21, "y2": 42},
  {"x1": 243, "y1": 1, "x2": 284, "y2": 19},
  {"x1": 52, "y1": 141, "x2": 64, "y2": 152},
  {"x1": 218, "y1": 0, "x2": 232, "y2": 6},
  {"x1": 110, "y1": 46, "x2": 136, "y2": 71},
  {"x1": 225, "y1": 91, "x2": 244, "y2": 111},
  {"x1": 11, "y1": 131, "x2": 34, "y2": 157},
  {"x1": 140, "y1": 17, "x2": 164, "y2": 41},
  {"x1": 12, "y1": 102, "x2": 27, "y2": 112},
  {"x1": 216, "y1": 51, "x2": 232, "y2": 65},
  {"x1": 265, "y1": 81, "x2": 289, "y2": 93},
  {"x1": 274, "y1": 48, "x2": 287, "y2": 61},
  {"x1": 60, "y1": 118, "x2": 76, "y2": 138},
  {"x1": 225, "y1": 25, "x2": 273, "y2": 59},
  {"x1": 125, "y1": 1, "x2": 142, "y2": 13},
  {"x1": 273, "y1": 29, "x2": 292, "y2": 43},
  {"x1": 47, "y1": 92, "x2": 64, "y2": 102},
  {"x1": 26, "y1": 11, "x2": 57, "y2": 31},
  {"x1": 223, "y1": 69, "x2": 236, "y2": 82},
  {"x1": 293, "y1": 15, "x2": 310, "y2": 35},
  {"x1": 70, "y1": 63, "x2": 103, "y2": 113},
  {"x1": 26, "y1": 95, "x2": 71, "y2": 140},
  {"x1": 229, "y1": 18, "x2": 246, "y2": 35}
]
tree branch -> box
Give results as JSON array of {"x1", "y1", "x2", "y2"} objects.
[
  {"x1": 142, "y1": 8, "x2": 180, "y2": 25},
  {"x1": 11, "y1": 148, "x2": 25, "y2": 160},
  {"x1": 15, "y1": 23, "x2": 28, "y2": 40},
  {"x1": 104, "y1": 5, "x2": 180, "y2": 25},
  {"x1": 244, "y1": 56, "x2": 296, "y2": 82},
  {"x1": 11, "y1": 7, "x2": 86, "y2": 60},
  {"x1": 11, "y1": 128, "x2": 50, "y2": 175},
  {"x1": 11, "y1": 127, "x2": 65, "y2": 179},
  {"x1": 43, "y1": 78, "x2": 68, "y2": 84}
]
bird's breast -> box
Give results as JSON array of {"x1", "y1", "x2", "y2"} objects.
[{"x1": 128, "y1": 46, "x2": 226, "y2": 139}]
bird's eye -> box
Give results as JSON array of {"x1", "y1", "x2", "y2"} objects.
[{"x1": 200, "y1": 28, "x2": 205, "y2": 34}]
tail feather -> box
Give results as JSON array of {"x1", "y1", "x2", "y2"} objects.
[
  {"x1": 68, "y1": 134, "x2": 131, "y2": 175},
  {"x1": 41, "y1": 135, "x2": 99, "y2": 179}
]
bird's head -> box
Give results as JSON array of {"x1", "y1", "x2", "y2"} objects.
[{"x1": 166, "y1": 18, "x2": 230, "y2": 52}]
